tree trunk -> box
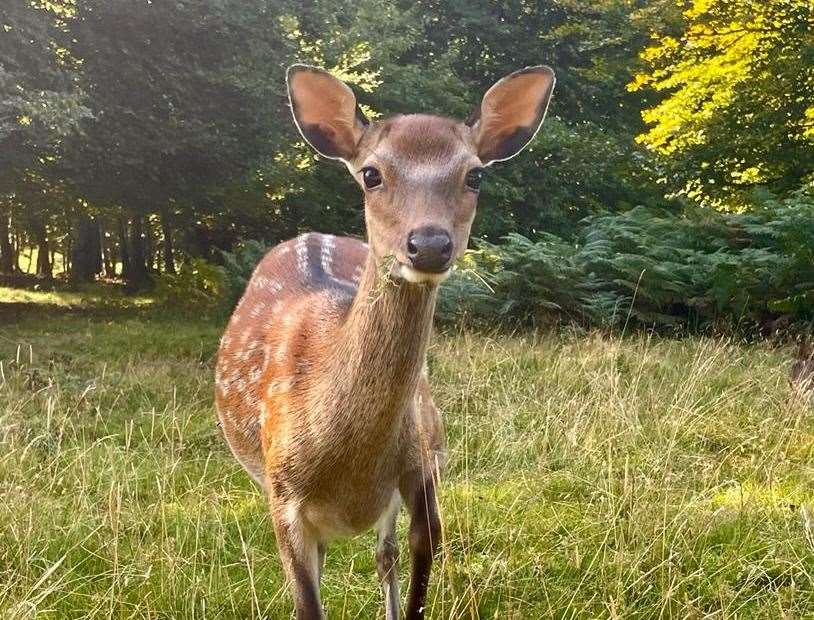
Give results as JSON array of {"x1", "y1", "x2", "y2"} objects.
[
  {"x1": 15, "y1": 232, "x2": 25, "y2": 273},
  {"x1": 34, "y1": 221, "x2": 51, "y2": 279},
  {"x1": 0, "y1": 209, "x2": 13, "y2": 274},
  {"x1": 127, "y1": 214, "x2": 150, "y2": 290},
  {"x1": 118, "y1": 215, "x2": 131, "y2": 281},
  {"x1": 71, "y1": 214, "x2": 103, "y2": 283},
  {"x1": 187, "y1": 223, "x2": 214, "y2": 260},
  {"x1": 143, "y1": 216, "x2": 155, "y2": 273},
  {"x1": 160, "y1": 207, "x2": 175, "y2": 274}
]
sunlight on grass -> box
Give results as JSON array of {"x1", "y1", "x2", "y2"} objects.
[
  {"x1": 711, "y1": 481, "x2": 814, "y2": 513},
  {"x1": 0, "y1": 285, "x2": 155, "y2": 309}
]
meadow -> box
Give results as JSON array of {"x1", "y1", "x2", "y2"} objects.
[{"x1": 1, "y1": 287, "x2": 813, "y2": 619}]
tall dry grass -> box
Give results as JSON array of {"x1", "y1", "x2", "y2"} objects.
[{"x1": 1, "y1": 299, "x2": 812, "y2": 618}]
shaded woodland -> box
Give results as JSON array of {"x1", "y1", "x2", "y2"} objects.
[{"x1": 1, "y1": 0, "x2": 812, "y2": 328}]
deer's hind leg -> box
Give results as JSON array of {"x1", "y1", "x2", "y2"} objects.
[
  {"x1": 401, "y1": 472, "x2": 441, "y2": 620},
  {"x1": 269, "y1": 497, "x2": 324, "y2": 620}
]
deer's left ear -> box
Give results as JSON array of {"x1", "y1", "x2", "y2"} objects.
[
  {"x1": 287, "y1": 65, "x2": 369, "y2": 161},
  {"x1": 467, "y1": 66, "x2": 556, "y2": 165}
]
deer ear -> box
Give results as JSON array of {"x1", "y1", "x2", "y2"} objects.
[
  {"x1": 467, "y1": 66, "x2": 556, "y2": 165},
  {"x1": 287, "y1": 65, "x2": 369, "y2": 161}
]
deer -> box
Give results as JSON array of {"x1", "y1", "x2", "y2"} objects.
[{"x1": 214, "y1": 64, "x2": 555, "y2": 619}]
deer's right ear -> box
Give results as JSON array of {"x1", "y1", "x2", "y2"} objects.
[{"x1": 287, "y1": 65, "x2": 369, "y2": 161}]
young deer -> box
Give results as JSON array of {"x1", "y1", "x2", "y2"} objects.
[{"x1": 215, "y1": 64, "x2": 555, "y2": 619}]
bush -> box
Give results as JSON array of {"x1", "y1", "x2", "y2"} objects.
[
  {"x1": 153, "y1": 258, "x2": 226, "y2": 314},
  {"x1": 220, "y1": 239, "x2": 273, "y2": 310},
  {"x1": 440, "y1": 187, "x2": 814, "y2": 332}
]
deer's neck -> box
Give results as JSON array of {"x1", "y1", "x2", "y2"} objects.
[{"x1": 323, "y1": 254, "x2": 437, "y2": 430}]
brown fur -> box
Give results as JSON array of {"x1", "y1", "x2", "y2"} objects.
[{"x1": 215, "y1": 64, "x2": 555, "y2": 619}]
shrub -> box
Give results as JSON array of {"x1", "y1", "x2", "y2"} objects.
[
  {"x1": 153, "y1": 258, "x2": 226, "y2": 314},
  {"x1": 443, "y1": 187, "x2": 814, "y2": 332},
  {"x1": 220, "y1": 239, "x2": 273, "y2": 310}
]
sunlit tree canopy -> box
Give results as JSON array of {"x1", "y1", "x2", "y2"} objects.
[{"x1": 630, "y1": 0, "x2": 814, "y2": 208}]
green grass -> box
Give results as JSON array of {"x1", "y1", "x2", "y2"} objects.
[{"x1": 1, "y1": 290, "x2": 813, "y2": 618}]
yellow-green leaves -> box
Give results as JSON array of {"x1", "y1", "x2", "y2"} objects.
[{"x1": 630, "y1": 0, "x2": 814, "y2": 207}]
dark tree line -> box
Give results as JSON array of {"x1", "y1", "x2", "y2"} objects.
[{"x1": 1, "y1": 0, "x2": 810, "y2": 290}]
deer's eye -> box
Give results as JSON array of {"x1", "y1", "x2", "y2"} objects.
[
  {"x1": 362, "y1": 167, "x2": 382, "y2": 189},
  {"x1": 465, "y1": 167, "x2": 484, "y2": 191}
]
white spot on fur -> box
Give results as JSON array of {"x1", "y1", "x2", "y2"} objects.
[
  {"x1": 266, "y1": 376, "x2": 294, "y2": 398},
  {"x1": 259, "y1": 401, "x2": 268, "y2": 425},
  {"x1": 330, "y1": 275, "x2": 354, "y2": 289},
  {"x1": 320, "y1": 234, "x2": 335, "y2": 276},
  {"x1": 249, "y1": 303, "x2": 265, "y2": 318},
  {"x1": 352, "y1": 264, "x2": 364, "y2": 283},
  {"x1": 219, "y1": 406, "x2": 237, "y2": 426},
  {"x1": 275, "y1": 341, "x2": 288, "y2": 364},
  {"x1": 296, "y1": 234, "x2": 310, "y2": 276}
]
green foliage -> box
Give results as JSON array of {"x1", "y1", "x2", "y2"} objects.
[
  {"x1": 440, "y1": 188, "x2": 814, "y2": 331},
  {"x1": 220, "y1": 239, "x2": 272, "y2": 309},
  {"x1": 438, "y1": 234, "x2": 587, "y2": 325},
  {"x1": 0, "y1": 0, "x2": 90, "y2": 181},
  {"x1": 2, "y1": 0, "x2": 812, "y2": 327},
  {"x1": 153, "y1": 258, "x2": 225, "y2": 314}
]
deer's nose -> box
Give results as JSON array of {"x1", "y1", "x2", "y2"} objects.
[{"x1": 406, "y1": 227, "x2": 453, "y2": 273}]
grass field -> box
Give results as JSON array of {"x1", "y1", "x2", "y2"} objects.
[{"x1": 1, "y1": 286, "x2": 813, "y2": 619}]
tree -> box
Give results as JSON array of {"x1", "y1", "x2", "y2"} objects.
[
  {"x1": 630, "y1": 0, "x2": 814, "y2": 208},
  {"x1": 0, "y1": 0, "x2": 88, "y2": 276},
  {"x1": 56, "y1": 0, "x2": 293, "y2": 287}
]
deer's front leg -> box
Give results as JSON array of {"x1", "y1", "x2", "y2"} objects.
[
  {"x1": 269, "y1": 498, "x2": 324, "y2": 620},
  {"x1": 402, "y1": 474, "x2": 441, "y2": 620},
  {"x1": 376, "y1": 492, "x2": 401, "y2": 620}
]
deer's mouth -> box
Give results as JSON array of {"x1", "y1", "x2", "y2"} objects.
[{"x1": 397, "y1": 262, "x2": 452, "y2": 286}]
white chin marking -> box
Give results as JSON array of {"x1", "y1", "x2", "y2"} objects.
[{"x1": 399, "y1": 264, "x2": 451, "y2": 286}]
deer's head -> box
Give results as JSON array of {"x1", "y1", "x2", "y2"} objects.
[
  {"x1": 287, "y1": 65, "x2": 554, "y2": 284},
  {"x1": 287, "y1": 65, "x2": 555, "y2": 285}
]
